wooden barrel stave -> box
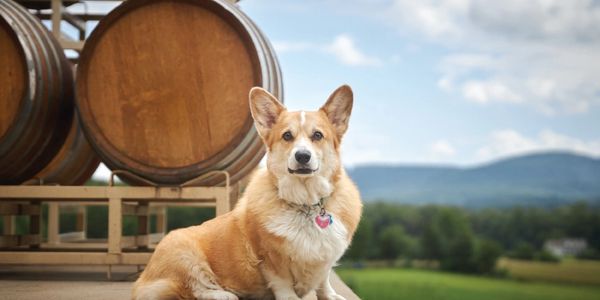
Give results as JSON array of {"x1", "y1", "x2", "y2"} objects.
[
  {"x1": 1, "y1": 0, "x2": 73, "y2": 183},
  {"x1": 29, "y1": 113, "x2": 101, "y2": 185},
  {"x1": 3, "y1": 0, "x2": 61, "y2": 172},
  {"x1": 0, "y1": 0, "x2": 74, "y2": 184}
]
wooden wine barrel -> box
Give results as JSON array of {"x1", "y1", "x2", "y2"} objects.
[
  {"x1": 76, "y1": 0, "x2": 282, "y2": 186},
  {"x1": 27, "y1": 114, "x2": 101, "y2": 185},
  {"x1": 0, "y1": 0, "x2": 74, "y2": 184}
]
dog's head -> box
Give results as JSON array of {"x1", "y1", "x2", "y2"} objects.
[{"x1": 249, "y1": 85, "x2": 353, "y2": 181}]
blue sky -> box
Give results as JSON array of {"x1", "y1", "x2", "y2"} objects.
[
  {"x1": 235, "y1": 0, "x2": 600, "y2": 166},
  {"x1": 58, "y1": 0, "x2": 600, "y2": 177}
]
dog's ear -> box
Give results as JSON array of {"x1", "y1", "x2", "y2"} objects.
[
  {"x1": 320, "y1": 85, "x2": 353, "y2": 139},
  {"x1": 249, "y1": 87, "x2": 286, "y2": 138}
]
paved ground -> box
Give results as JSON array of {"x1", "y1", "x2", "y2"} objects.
[{"x1": 0, "y1": 265, "x2": 358, "y2": 300}]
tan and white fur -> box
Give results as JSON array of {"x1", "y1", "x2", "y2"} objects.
[{"x1": 133, "y1": 85, "x2": 362, "y2": 300}]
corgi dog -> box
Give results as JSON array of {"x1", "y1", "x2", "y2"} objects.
[{"x1": 132, "y1": 85, "x2": 362, "y2": 300}]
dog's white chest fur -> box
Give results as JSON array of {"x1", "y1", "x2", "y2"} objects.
[
  {"x1": 265, "y1": 175, "x2": 348, "y2": 263},
  {"x1": 266, "y1": 209, "x2": 348, "y2": 263}
]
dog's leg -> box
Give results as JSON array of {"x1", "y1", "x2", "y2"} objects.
[
  {"x1": 263, "y1": 268, "x2": 301, "y2": 300},
  {"x1": 184, "y1": 255, "x2": 239, "y2": 300},
  {"x1": 316, "y1": 271, "x2": 345, "y2": 300}
]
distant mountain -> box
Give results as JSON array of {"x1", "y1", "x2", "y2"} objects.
[{"x1": 346, "y1": 152, "x2": 600, "y2": 207}]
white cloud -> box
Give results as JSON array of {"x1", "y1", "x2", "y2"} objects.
[
  {"x1": 376, "y1": 0, "x2": 600, "y2": 114},
  {"x1": 429, "y1": 139, "x2": 457, "y2": 159},
  {"x1": 461, "y1": 80, "x2": 522, "y2": 104},
  {"x1": 326, "y1": 34, "x2": 382, "y2": 67},
  {"x1": 439, "y1": 48, "x2": 600, "y2": 114},
  {"x1": 437, "y1": 77, "x2": 452, "y2": 91},
  {"x1": 477, "y1": 129, "x2": 600, "y2": 161},
  {"x1": 468, "y1": 0, "x2": 600, "y2": 43},
  {"x1": 272, "y1": 34, "x2": 382, "y2": 67},
  {"x1": 385, "y1": 0, "x2": 469, "y2": 38},
  {"x1": 383, "y1": 0, "x2": 600, "y2": 45}
]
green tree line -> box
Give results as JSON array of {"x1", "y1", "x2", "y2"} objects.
[{"x1": 344, "y1": 201, "x2": 600, "y2": 273}]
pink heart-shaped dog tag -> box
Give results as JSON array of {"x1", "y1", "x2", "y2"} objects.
[{"x1": 315, "y1": 213, "x2": 332, "y2": 229}]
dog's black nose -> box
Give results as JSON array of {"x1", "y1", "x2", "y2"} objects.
[{"x1": 295, "y1": 150, "x2": 311, "y2": 164}]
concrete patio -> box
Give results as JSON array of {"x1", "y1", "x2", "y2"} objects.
[{"x1": 0, "y1": 265, "x2": 359, "y2": 300}]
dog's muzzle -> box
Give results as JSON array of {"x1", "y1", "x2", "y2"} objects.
[{"x1": 288, "y1": 148, "x2": 318, "y2": 175}]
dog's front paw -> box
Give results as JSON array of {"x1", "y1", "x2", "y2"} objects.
[
  {"x1": 275, "y1": 295, "x2": 301, "y2": 300},
  {"x1": 317, "y1": 293, "x2": 346, "y2": 300},
  {"x1": 195, "y1": 290, "x2": 239, "y2": 300}
]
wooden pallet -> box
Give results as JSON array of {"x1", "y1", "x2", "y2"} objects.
[{"x1": 0, "y1": 184, "x2": 231, "y2": 278}]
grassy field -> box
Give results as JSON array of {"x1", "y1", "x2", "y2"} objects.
[
  {"x1": 337, "y1": 268, "x2": 600, "y2": 300},
  {"x1": 498, "y1": 258, "x2": 600, "y2": 285}
]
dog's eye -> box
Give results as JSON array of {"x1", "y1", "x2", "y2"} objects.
[
  {"x1": 282, "y1": 131, "x2": 294, "y2": 141},
  {"x1": 312, "y1": 131, "x2": 324, "y2": 141}
]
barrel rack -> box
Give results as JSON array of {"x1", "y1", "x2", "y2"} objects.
[
  {"x1": 0, "y1": 171, "x2": 235, "y2": 279},
  {"x1": 22, "y1": 0, "x2": 239, "y2": 54},
  {"x1": 22, "y1": 0, "x2": 125, "y2": 52}
]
